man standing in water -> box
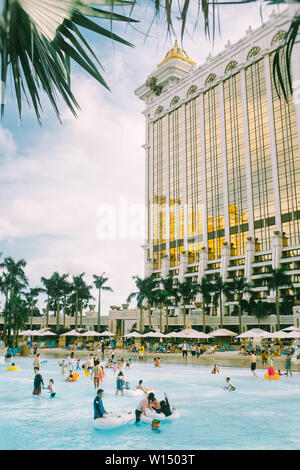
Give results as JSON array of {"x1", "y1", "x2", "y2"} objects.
[
  {"x1": 33, "y1": 368, "x2": 44, "y2": 396},
  {"x1": 250, "y1": 351, "x2": 257, "y2": 376},
  {"x1": 93, "y1": 389, "x2": 107, "y2": 419},
  {"x1": 33, "y1": 353, "x2": 41, "y2": 371}
]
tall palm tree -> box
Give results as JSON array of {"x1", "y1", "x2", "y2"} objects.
[
  {"x1": 127, "y1": 274, "x2": 156, "y2": 333},
  {"x1": 5, "y1": 296, "x2": 29, "y2": 348},
  {"x1": 210, "y1": 275, "x2": 230, "y2": 329},
  {"x1": 161, "y1": 275, "x2": 180, "y2": 334},
  {"x1": 225, "y1": 276, "x2": 250, "y2": 334},
  {"x1": 152, "y1": 288, "x2": 168, "y2": 333},
  {"x1": 24, "y1": 287, "x2": 43, "y2": 330},
  {"x1": 48, "y1": 272, "x2": 69, "y2": 332},
  {"x1": 0, "y1": 0, "x2": 136, "y2": 123},
  {"x1": 176, "y1": 280, "x2": 199, "y2": 330},
  {"x1": 197, "y1": 277, "x2": 214, "y2": 333},
  {"x1": 93, "y1": 273, "x2": 113, "y2": 332},
  {"x1": 252, "y1": 300, "x2": 269, "y2": 327},
  {"x1": 41, "y1": 276, "x2": 52, "y2": 328},
  {"x1": 265, "y1": 266, "x2": 293, "y2": 330},
  {"x1": 0, "y1": 257, "x2": 28, "y2": 345}
]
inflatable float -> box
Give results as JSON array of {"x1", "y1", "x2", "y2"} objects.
[
  {"x1": 125, "y1": 389, "x2": 144, "y2": 397},
  {"x1": 141, "y1": 409, "x2": 180, "y2": 423},
  {"x1": 66, "y1": 372, "x2": 79, "y2": 382},
  {"x1": 7, "y1": 366, "x2": 20, "y2": 371},
  {"x1": 264, "y1": 373, "x2": 280, "y2": 380},
  {"x1": 93, "y1": 411, "x2": 135, "y2": 430},
  {"x1": 83, "y1": 369, "x2": 89, "y2": 377}
]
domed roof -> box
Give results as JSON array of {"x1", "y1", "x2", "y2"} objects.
[{"x1": 157, "y1": 40, "x2": 196, "y2": 68}]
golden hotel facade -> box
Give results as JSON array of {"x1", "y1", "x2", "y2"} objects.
[{"x1": 133, "y1": 9, "x2": 300, "y2": 332}]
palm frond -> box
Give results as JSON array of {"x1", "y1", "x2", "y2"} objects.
[{"x1": 0, "y1": 0, "x2": 137, "y2": 123}]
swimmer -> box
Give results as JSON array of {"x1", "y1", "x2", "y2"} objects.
[
  {"x1": 59, "y1": 360, "x2": 67, "y2": 375},
  {"x1": 33, "y1": 368, "x2": 44, "y2": 396},
  {"x1": 153, "y1": 393, "x2": 173, "y2": 417},
  {"x1": 76, "y1": 359, "x2": 81, "y2": 372},
  {"x1": 86, "y1": 354, "x2": 94, "y2": 376},
  {"x1": 125, "y1": 381, "x2": 130, "y2": 390},
  {"x1": 285, "y1": 354, "x2": 293, "y2": 377},
  {"x1": 92, "y1": 362, "x2": 102, "y2": 389},
  {"x1": 125, "y1": 359, "x2": 131, "y2": 368},
  {"x1": 66, "y1": 371, "x2": 74, "y2": 381},
  {"x1": 45, "y1": 379, "x2": 56, "y2": 398},
  {"x1": 115, "y1": 372, "x2": 125, "y2": 397},
  {"x1": 224, "y1": 377, "x2": 236, "y2": 391},
  {"x1": 113, "y1": 362, "x2": 117, "y2": 375},
  {"x1": 211, "y1": 365, "x2": 219, "y2": 374},
  {"x1": 93, "y1": 389, "x2": 107, "y2": 420},
  {"x1": 33, "y1": 353, "x2": 41, "y2": 371},
  {"x1": 135, "y1": 392, "x2": 156, "y2": 423},
  {"x1": 154, "y1": 357, "x2": 161, "y2": 367}
]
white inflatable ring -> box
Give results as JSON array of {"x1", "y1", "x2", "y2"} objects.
[
  {"x1": 125, "y1": 389, "x2": 144, "y2": 397},
  {"x1": 93, "y1": 411, "x2": 135, "y2": 430},
  {"x1": 141, "y1": 409, "x2": 179, "y2": 423}
]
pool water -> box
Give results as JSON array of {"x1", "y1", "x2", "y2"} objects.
[{"x1": 0, "y1": 356, "x2": 300, "y2": 450}]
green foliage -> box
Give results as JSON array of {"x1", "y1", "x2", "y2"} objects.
[{"x1": 0, "y1": 0, "x2": 137, "y2": 123}]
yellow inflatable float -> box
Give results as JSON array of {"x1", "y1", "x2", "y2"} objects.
[
  {"x1": 264, "y1": 373, "x2": 280, "y2": 380},
  {"x1": 66, "y1": 372, "x2": 79, "y2": 382},
  {"x1": 7, "y1": 366, "x2": 20, "y2": 371}
]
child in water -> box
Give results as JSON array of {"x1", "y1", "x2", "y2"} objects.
[
  {"x1": 59, "y1": 360, "x2": 66, "y2": 375},
  {"x1": 212, "y1": 365, "x2": 219, "y2": 374},
  {"x1": 46, "y1": 379, "x2": 56, "y2": 398},
  {"x1": 224, "y1": 377, "x2": 236, "y2": 391}
]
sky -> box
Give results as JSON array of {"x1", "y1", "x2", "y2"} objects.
[{"x1": 0, "y1": 0, "x2": 284, "y2": 316}]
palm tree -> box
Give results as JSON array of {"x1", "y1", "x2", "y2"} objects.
[
  {"x1": 93, "y1": 273, "x2": 113, "y2": 332},
  {"x1": 161, "y1": 275, "x2": 180, "y2": 334},
  {"x1": 152, "y1": 288, "x2": 168, "y2": 333},
  {"x1": 5, "y1": 296, "x2": 29, "y2": 348},
  {"x1": 127, "y1": 274, "x2": 155, "y2": 333},
  {"x1": 0, "y1": 257, "x2": 28, "y2": 345},
  {"x1": 48, "y1": 272, "x2": 69, "y2": 332},
  {"x1": 210, "y1": 275, "x2": 231, "y2": 329},
  {"x1": 225, "y1": 276, "x2": 250, "y2": 334},
  {"x1": 265, "y1": 266, "x2": 293, "y2": 330},
  {"x1": 0, "y1": 0, "x2": 136, "y2": 123},
  {"x1": 176, "y1": 280, "x2": 199, "y2": 330},
  {"x1": 24, "y1": 287, "x2": 43, "y2": 330},
  {"x1": 41, "y1": 276, "x2": 52, "y2": 328},
  {"x1": 252, "y1": 300, "x2": 269, "y2": 327},
  {"x1": 197, "y1": 277, "x2": 214, "y2": 333}
]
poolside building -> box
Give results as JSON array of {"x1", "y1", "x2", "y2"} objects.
[{"x1": 132, "y1": 8, "x2": 300, "y2": 333}]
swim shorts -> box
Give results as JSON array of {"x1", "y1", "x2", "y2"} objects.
[{"x1": 251, "y1": 362, "x2": 256, "y2": 371}]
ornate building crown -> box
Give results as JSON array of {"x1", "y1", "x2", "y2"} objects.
[{"x1": 157, "y1": 40, "x2": 196, "y2": 67}]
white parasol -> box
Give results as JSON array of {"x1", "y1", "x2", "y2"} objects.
[{"x1": 209, "y1": 328, "x2": 237, "y2": 337}]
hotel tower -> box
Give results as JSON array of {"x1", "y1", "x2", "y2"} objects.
[{"x1": 133, "y1": 8, "x2": 300, "y2": 332}]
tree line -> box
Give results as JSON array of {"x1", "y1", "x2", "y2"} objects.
[
  {"x1": 127, "y1": 267, "x2": 294, "y2": 334},
  {"x1": 0, "y1": 253, "x2": 113, "y2": 347}
]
